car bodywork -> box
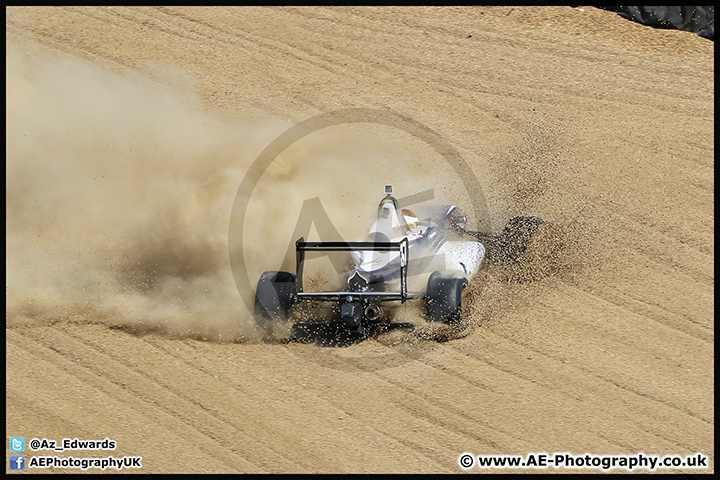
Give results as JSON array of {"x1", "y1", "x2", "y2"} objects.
[{"x1": 254, "y1": 185, "x2": 542, "y2": 343}]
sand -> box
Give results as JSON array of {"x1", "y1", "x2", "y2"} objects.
[{"x1": 6, "y1": 6, "x2": 713, "y2": 473}]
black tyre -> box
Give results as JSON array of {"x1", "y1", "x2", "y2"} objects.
[
  {"x1": 495, "y1": 216, "x2": 544, "y2": 263},
  {"x1": 254, "y1": 271, "x2": 296, "y2": 333},
  {"x1": 425, "y1": 272, "x2": 469, "y2": 324}
]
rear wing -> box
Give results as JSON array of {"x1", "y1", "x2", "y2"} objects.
[{"x1": 295, "y1": 237, "x2": 410, "y2": 303}]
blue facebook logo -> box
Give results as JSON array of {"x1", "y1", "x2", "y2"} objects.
[{"x1": 10, "y1": 455, "x2": 25, "y2": 470}]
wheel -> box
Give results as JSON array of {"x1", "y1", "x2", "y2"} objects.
[
  {"x1": 495, "y1": 216, "x2": 544, "y2": 263},
  {"x1": 425, "y1": 271, "x2": 469, "y2": 324},
  {"x1": 254, "y1": 271, "x2": 296, "y2": 334},
  {"x1": 447, "y1": 207, "x2": 468, "y2": 231}
]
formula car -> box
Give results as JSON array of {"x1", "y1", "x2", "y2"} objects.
[{"x1": 254, "y1": 185, "x2": 543, "y2": 344}]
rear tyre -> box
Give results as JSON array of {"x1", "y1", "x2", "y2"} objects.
[
  {"x1": 254, "y1": 271, "x2": 296, "y2": 336},
  {"x1": 425, "y1": 272, "x2": 469, "y2": 324}
]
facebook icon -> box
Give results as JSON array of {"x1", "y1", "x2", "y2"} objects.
[{"x1": 10, "y1": 455, "x2": 25, "y2": 470}]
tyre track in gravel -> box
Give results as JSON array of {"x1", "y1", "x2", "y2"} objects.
[
  {"x1": 269, "y1": 6, "x2": 711, "y2": 115},
  {"x1": 6, "y1": 326, "x2": 282, "y2": 473}
]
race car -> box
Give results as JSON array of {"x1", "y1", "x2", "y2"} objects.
[{"x1": 254, "y1": 185, "x2": 543, "y2": 344}]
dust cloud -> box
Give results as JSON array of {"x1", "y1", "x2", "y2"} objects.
[
  {"x1": 6, "y1": 43, "x2": 266, "y2": 341},
  {"x1": 6, "y1": 43, "x2": 451, "y2": 342}
]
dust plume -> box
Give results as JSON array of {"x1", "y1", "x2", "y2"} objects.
[
  {"x1": 6, "y1": 43, "x2": 269, "y2": 340},
  {"x1": 6, "y1": 43, "x2": 450, "y2": 342}
]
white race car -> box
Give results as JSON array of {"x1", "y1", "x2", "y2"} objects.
[{"x1": 254, "y1": 185, "x2": 542, "y2": 344}]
